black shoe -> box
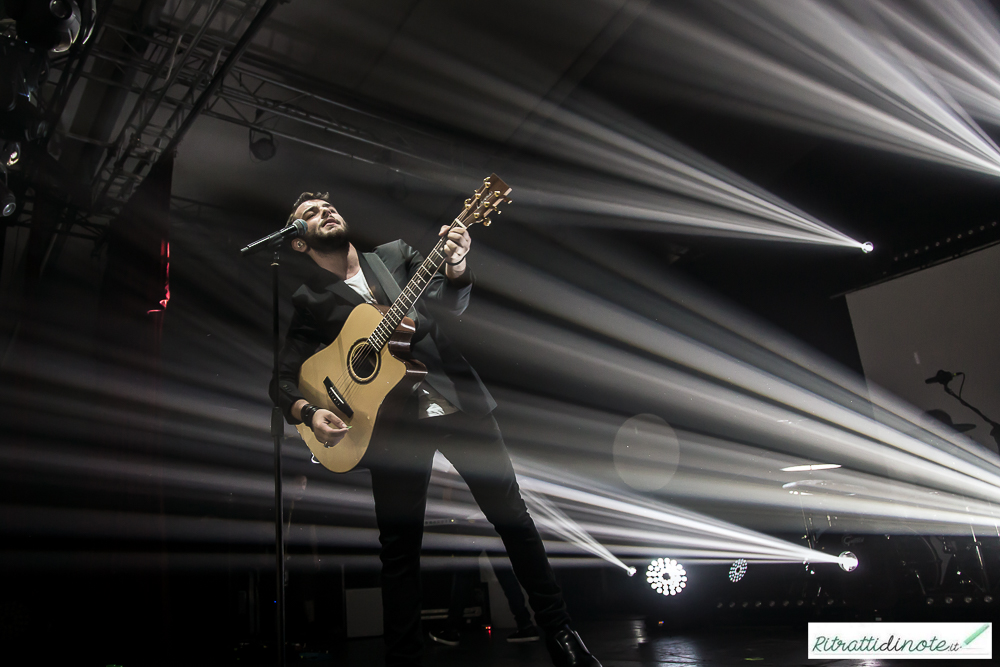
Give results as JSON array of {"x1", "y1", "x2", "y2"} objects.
[
  {"x1": 507, "y1": 624, "x2": 541, "y2": 643},
  {"x1": 545, "y1": 625, "x2": 601, "y2": 667},
  {"x1": 429, "y1": 628, "x2": 461, "y2": 646}
]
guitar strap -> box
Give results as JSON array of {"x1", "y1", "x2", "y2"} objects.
[{"x1": 363, "y1": 252, "x2": 421, "y2": 326}]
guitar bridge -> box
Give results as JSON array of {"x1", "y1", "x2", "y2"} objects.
[{"x1": 323, "y1": 377, "x2": 354, "y2": 418}]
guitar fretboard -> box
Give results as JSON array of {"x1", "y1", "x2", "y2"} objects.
[{"x1": 368, "y1": 226, "x2": 458, "y2": 351}]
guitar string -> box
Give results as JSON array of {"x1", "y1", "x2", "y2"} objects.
[
  {"x1": 343, "y1": 214, "x2": 466, "y2": 385},
  {"x1": 325, "y1": 217, "x2": 462, "y2": 417},
  {"x1": 322, "y1": 224, "x2": 454, "y2": 397},
  {"x1": 319, "y1": 189, "x2": 501, "y2": 431}
]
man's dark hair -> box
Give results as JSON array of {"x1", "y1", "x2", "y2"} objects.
[{"x1": 287, "y1": 191, "x2": 330, "y2": 225}]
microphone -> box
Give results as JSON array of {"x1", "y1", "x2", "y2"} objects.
[
  {"x1": 240, "y1": 219, "x2": 307, "y2": 256},
  {"x1": 925, "y1": 370, "x2": 956, "y2": 385}
]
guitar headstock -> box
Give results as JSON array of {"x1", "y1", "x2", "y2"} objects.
[{"x1": 461, "y1": 173, "x2": 511, "y2": 228}]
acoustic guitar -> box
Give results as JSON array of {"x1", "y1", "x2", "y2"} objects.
[{"x1": 295, "y1": 174, "x2": 511, "y2": 472}]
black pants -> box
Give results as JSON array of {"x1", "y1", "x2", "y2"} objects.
[{"x1": 366, "y1": 408, "x2": 569, "y2": 666}]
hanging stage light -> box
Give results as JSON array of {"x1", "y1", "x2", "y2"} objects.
[
  {"x1": 838, "y1": 551, "x2": 859, "y2": 572},
  {"x1": 4, "y1": 0, "x2": 93, "y2": 53},
  {"x1": 646, "y1": 558, "x2": 687, "y2": 596},
  {"x1": 728, "y1": 558, "x2": 748, "y2": 583},
  {"x1": 3, "y1": 142, "x2": 20, "y2": 167},
  {"x1": 249, "y1": 129, "x2": 276, "y2": 161},
  {"x1": 1, "y1": 181, "x2": 16, "y2": 216}
]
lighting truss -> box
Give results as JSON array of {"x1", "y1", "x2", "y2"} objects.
[{"x1": 42, "y1": 0, "x2": 269, "y2": 213}]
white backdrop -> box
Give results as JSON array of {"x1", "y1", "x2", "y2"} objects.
[{"x1": 847, "y1": 244, "x2": 1000, "y2": 454}]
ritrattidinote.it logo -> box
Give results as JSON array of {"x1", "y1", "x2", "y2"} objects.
[{"x1": 808, "y1": 622, "x2": 991, "y2": 659}]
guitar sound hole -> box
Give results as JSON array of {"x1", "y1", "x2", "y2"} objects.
[{"x1": 348, "y1": 341, "x2": 380, "y2": 383}]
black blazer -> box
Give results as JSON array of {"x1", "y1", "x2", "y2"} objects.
[{"x1": 273, "y1": 240, "x2": 497, "y2": 423}]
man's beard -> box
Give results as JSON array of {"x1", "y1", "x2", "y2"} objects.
[{"x1": 304, "y1": 222, "x2": 350, "y2": 252}]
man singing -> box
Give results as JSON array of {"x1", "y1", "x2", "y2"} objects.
[{"x1": 272, "y1": 192, "x2": 601, "y2": 667}]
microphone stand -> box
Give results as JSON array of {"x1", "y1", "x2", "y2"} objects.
[
  {"x1": 270, "y1": 246, "x2": 287, "y2": 667},
  {"x1": 247, "y1": 242, "x2": 286, "y2": 667}
]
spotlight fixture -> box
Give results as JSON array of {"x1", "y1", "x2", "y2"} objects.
[
  {"x1": 5, "y1": 0, "x2": 92, "y2": 52},
  {"x1": 728, "y1": 558, "x2": 748, "y2": 583},
  {"x1": 2, "y1": 142, "x2": 20, "y2": 166},
  {"x1": 646, "y1": 557, "x2": 687, "y2": 596},
  {"x1": 861, "y1": 242, "x2": 874, "y2": 253},
  {"x1": 837, "y1": 551, "x2": 858, "y2": 572},
  {"x1": 249, "y1": 128, "x2": 277, "y2": 161},
  {"x1": 0, "y1": 181, "x2": 15, "y2": 217}
]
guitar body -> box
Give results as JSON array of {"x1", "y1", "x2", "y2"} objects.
[{"x1": 295, "y1": 304, "x2": 427, "y2": 472}]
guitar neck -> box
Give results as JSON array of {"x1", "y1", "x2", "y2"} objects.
[
  {"x1": 366, "y1": 173, "x2": 510, "y2": 350},
  {"x1": 368, "y1": 223, "x2": 459, "y2": 351}
]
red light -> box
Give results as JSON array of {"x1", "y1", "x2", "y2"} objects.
[{"x1": 148, "y1": 241, "x2": 171, "y2": 314}]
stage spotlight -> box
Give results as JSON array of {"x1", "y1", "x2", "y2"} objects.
[
  {"x1": 626, "y1": 566, "x2": 636, "y2": 577},
  {"x1": 249, "y1": 128, "x2": 276, "y2": 161},
  {"x1": 0, "y1": 182, "x2": 15, "y2": 217},
  {"x1": 5, "y1": 0, "x2": 87, "y2": 52},
  {"x1": 837, "y1": 551, "x2": 858, "y2": 572},
  {"x1": 728, "y1": 558, "x2": 748, "y2": 583},
  {"x1": 2, "y1": 142, "x2": 20, "y2": 166},
  {"x1": 861, "y1": 242, "x2": 874, "y2": 253},
  {"x1": 646, "y1": 557, "x2": 687, "y2": 596}
]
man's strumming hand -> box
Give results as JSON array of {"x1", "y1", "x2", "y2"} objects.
[{"x1": 312, "y1": 409, "x2": 349, "y2": 447}]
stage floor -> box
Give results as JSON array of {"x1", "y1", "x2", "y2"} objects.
[{"x1": 297, "y1": 620, "x2": 917, "y2": 666}]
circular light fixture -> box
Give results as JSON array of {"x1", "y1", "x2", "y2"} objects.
[
  {"x1": 646, "y1": 557, "x2": 687, "y2": 596},
  {"x1": 861, "y1": 242, "x2": 874, "y2": 253},
  {"x1": 838, "y1": 550, "x2": 858, "y2": 572},
  {"x1": 1, "y1": 184, "x2": 15, "y2": 217},
  {"x1": 249, "y1": 130, "x2": 277, "y2": 161},
  {"x1": 728, "y1": 558, "x2": 748, "y2": 583},
  {"x1": 3, "y1": 142, "x2": 20, "y2": 167}
]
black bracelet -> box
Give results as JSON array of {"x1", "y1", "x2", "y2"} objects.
[
  {"x1": 446, "y1": 256, "x2": 467, "y2": 266},
  {"x1": 300, "y1": 404, "x2": 320, "y2": 429}
]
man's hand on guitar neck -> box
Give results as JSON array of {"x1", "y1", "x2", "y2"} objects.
[
  {"x1": 439, "y1": 225, "x2": 471, "y2": 281},
  {"x1": 292, "y1": 399, "x2": 350, "y2": 446}
]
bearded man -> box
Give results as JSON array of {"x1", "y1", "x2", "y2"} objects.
[{"x1": 271, "y1": 192, "x2": 601, "y2": 667}]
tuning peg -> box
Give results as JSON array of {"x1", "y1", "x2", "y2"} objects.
[
  {"x1": 464, "y1": 198, "x2": 472, "y2": 208},
  {"x1": 474, "y1": 191, "x2": 482, "y2": 199},
  {"x1": 473, "y1": 211, "x2": 480, "y2": 219},
  {"x1": 493, "y1": 190, "x2": 501, "y2": 197},
  {"x1": 483, "y1": 220, "x2": 492, "y2": 227}
]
